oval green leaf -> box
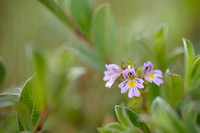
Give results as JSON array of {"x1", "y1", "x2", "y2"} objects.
[
  {"x1": 151, "y1": 97, "x2": 186, "y2": 132},
  {"x1": 165, "y1": 70, "x2": 184, "y2": 106},
  {"x1": 92, "y1": 3, "x2": 116, "y2": 61},
  {"x1": 115, "y1": 105, "x2": 151, "y2": 133}
]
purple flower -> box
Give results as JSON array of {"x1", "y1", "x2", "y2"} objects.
[
  {"x1": 103, "y1": 64, "x2": 122, "y2": 88},
  {"x1": 118, "y1": 68, "x2": 144, "y2": 98},
  {"x1": 143, "y1": 61, "x2": 163, "y2": 86}
]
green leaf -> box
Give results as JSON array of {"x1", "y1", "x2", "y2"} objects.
[
  {"x1": 92, "y1": 3, "x2": 116, "y2": 61},
  {"x1": 46, "y1": 46, "x2": 74, "y2": 104},
  {"x1": 17, "y1": 77, "x2": 40, "y2": 132},
  {"x1": 183, "y1": 38, "x2": 195, "y2": 87},
  {"x1": 153, "y1": 25, "x2": 166, "y2": 69},
  {"x1": 70, "y1": 0, "x2": 92, "y2": 37},
  {"x1": 98, "y1": 122, "x2": 143, "y2": 133},
  {"x1": 38, "y1": 0, "x2": 74, "y2": 28},
  {"x1": 68, "y1": 43, "x2": 105, "y2": 72},
  {"x1": 115, "y1": 105, "x2": 151, "y2": 133},
  {"x1": 0, "y1": 88, "x2": 21, "y2": 108},
  {"x1": 98, "y1": 122, "x2": 124, "y2": 133},
  {"x1": 151, "y1": 97, "x2": 186, "y2": 133},
  {"x1": 30, "y1": 47, "x2": 47, "y2": 110},
  {"x1": 55, "y1": 0, "x2": 69, "y2": 13},
  {"x1": 0, "y1": 58, "x2": 6, "y2": 87},
  {"x1": 105, "y1": 123, "x2": 124, "y2": 131},
  {"x1": 191, "y1": 55, "x2": 200, "y2": 77},
  {"x1": 165, "y1": 47, "x2": 184, "y2": 68},
  {"x1": 165, "y1": 70, "x2": 184, "y2": 106},
  {"x1": 187, "y1": 73, "x2": 200, "y2": 93}
]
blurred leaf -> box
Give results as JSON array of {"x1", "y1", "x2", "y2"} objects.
[
  {"x1": 38, "y1": 0, "x2": 74, "y2": 28},
  {"x1": 50, "y1": 46, "x2": 74, "y2": 71},
  {"x1": 0, "y1": 87, "x2": 21, "y2": 96},
  {"x1": 180, "y1": 99, "x2": 200, "y2": 133},
  {"x1": 68, "y1": 43, "x2": 105, "y2": 71},
  {"x1": 183, "y1": 38, "x2": 195, "y2": 87},
  {"x1": 98, "y1": 122, "x2": 124, "y2": 133},
  {"x1": 92, "y1": 3, "x2": 116, "y2": 61},
  {"x1": 148, "y1": 83, "x2": 160, "y2": 103},
  {"x1": 153, "y1": 25, "x2": 166, "y2": 69},
  {"x1": 165, "y1": 47, "x2": 184, "y2": 68},
  {"x1": 70, "y1": 0, "x2": 92, "y2": 37},
  {"x1": 151, "y1": 97, "x2": 186, "y2": 132},
  {"x1": 47, "y1": 47, "x2": 73, "y2": 104},
  {"x1": 105, "y1": 123, "x2": 124, "y2": 131},
  {"x1": 115, "y1": 105, "x2": 151, "y2": 133},
  {"x1": 55, "y1": 0, "x2": 68, "y2": 13},
  {"x1": 187, "y1": 73, "x2": 200, "y2": 93},
  {"x1": 31, "y1": 47, "x2": 47, "y2": 110},
  {"x1": 0, "y1": 113, "x2": 18, "y2": 133},
  {"x1": 98, "y1": 128, "x2": 112, "y2": 133},
  {"x1": 0, "y1": 88, "x2": 21, "y2": 108},
  {"x1": 17, "y1": 77, "x2": 40, "y2": 132},
  {"x1": 165, "y1": 70, "x2": 184, "y2": 106},
  {"x1": 0, "y1": 58, "x2": 6, "y2": 87},
  {"x1": 192, "y1": 55, "x2": 200, "y2": 77}
]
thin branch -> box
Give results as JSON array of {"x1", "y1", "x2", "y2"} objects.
[
  {"x1": 142, "y1": 96, "x2": 147, "y2": 113},
  {"x1": 68, "y1": 14, "x2": 94, "y2": 48},
  {"x1": 33, "y1": 106, "x2": 52, "y2": 133}
]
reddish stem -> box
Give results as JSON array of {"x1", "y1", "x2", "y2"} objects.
[{"x1": 33, "y1": 106, "x2": 51, "y2": 133}]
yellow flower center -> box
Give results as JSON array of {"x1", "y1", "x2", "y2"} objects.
[
  {"x1": 149, "y1": 74, "x2": 155, "y2": 79},
  {"x1": 128, "y1": 81, "x2": 137, "y2": 88}
]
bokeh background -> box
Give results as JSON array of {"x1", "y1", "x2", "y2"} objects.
[{"x1": 0, "y1": 0, "x2": 200, "y2": 132}]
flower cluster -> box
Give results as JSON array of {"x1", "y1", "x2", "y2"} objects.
[{"x1": 103, "y1": 61, "x2": 163, "y2": 98}]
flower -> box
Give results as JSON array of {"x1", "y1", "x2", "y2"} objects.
[
  {"x1": 103, "y1": 64, "x2": 122, "y2": 88},
  {"x1": 143, "y1": 61, "x2": 163, "y2": 86},
  {"x1": 118, "y1": 67, "x2": 144, "y2": 98}
]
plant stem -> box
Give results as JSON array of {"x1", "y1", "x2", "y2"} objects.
[
  {"x1": 74, "y1": 28, "x2": 94, "y2": 48},
  {"x1": 142, "y1": 96, "x2": 147, "y2": 112},
  {"x1": 68, "y1": 14, "x2": 94, "y2": 48},
  {"x1": 33, "y1": 106, "x2": 51, "y2": 133}
]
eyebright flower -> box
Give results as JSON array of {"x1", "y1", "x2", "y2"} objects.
[
  {"x1": 143, "y1": 61, "x2": 163, "y2": 86},
  {"x1": 103, "y1": 64, "x2": 122, "y2": 88},
  {"x1": 118, "y1": 67, "x2": 144, "y2": 98}
]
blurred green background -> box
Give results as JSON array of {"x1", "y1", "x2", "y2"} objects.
[{"x1": 0, "y1": 0, "x2": 200, "y2": 132}]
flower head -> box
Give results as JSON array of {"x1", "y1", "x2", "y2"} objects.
[
  {"x1": 103, "y1": 64, "x2": 122, "y2": 88},
  {"x1": 143, "y1": 61, "x2": 163, "y2": 86},
  {"x1": 118, "y1": 67, "x2": 144, "y2": 98}
]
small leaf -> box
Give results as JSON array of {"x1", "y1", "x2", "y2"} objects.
[
  {"x1": 115, "y1": 105, "x2": 151, "y2": 133},
  {"x1": 153, "y1": 25, "x2": 166, "y2": 69},
  {"x1": 151, "y1": 97, "x2": 186, "y2": 132},
  {"x1": 70, "y1": 0, "x2": 92, "y2": 37},
  {"x1": 17, "y1": 77, "x2": 40, "y2": 132},
  {"x1": 92, "y1": 3, "x2": 116, "y2": 61},
  {"x1": 183, "y1": 38, "x2": 195, "y2": 87},
  {"x1": 165, "y1": 70, "x2": 184, "y2": 106},
  {"x1": 38, "y1": 0, "x2": 74, "y2": 28},
  {"x1": 68, "y1": 43, "x2": 105, "y2": 71},
  {"x1": 0, "y1": 58, "x2": 6, "y2": 87},
  {"x1": 0, "y1": 88, "x2": 21, "y2": 108},
  {"x1": 105, "y1": 123, "x2": 124, "y2": 131},
  {"x1": 191, "y1": 55, "x2": 200, "y2": 77},
  {"x1": 98, "y1": 122, "x2": 124, "y2": 133}
]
